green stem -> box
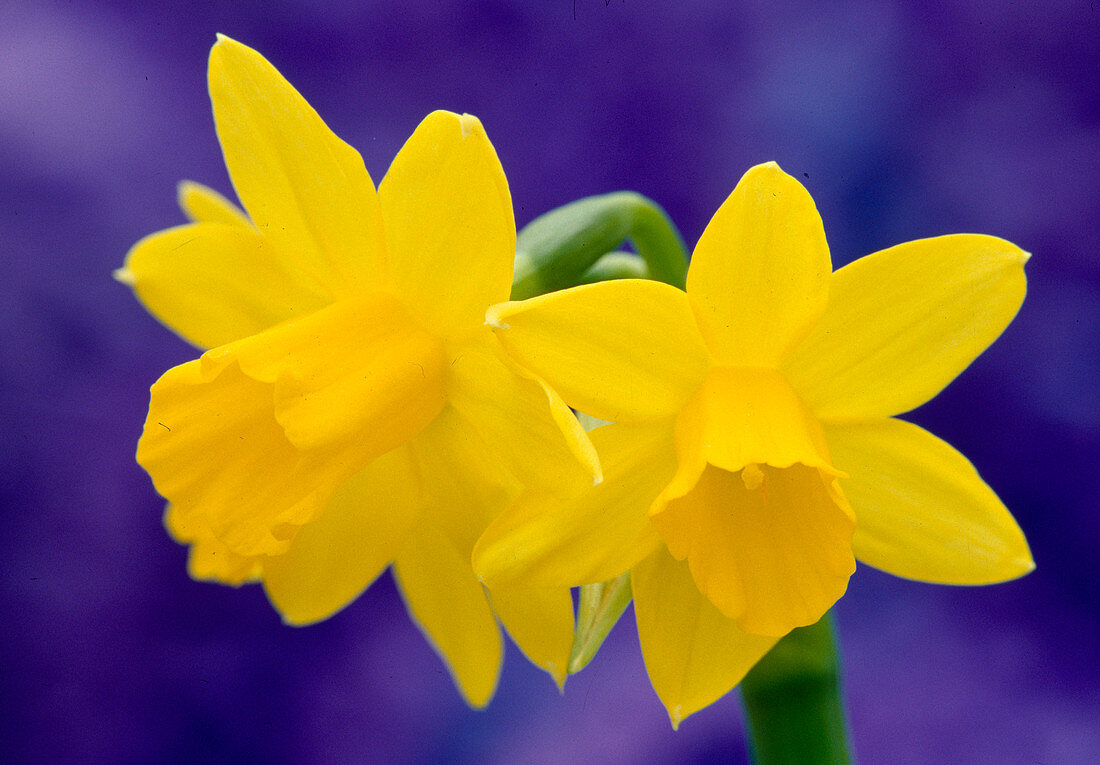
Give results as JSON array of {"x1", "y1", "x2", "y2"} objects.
[
  {"x1": 511, "y1": 192, "x2": 688, "y2": 300},
  {"x1": 740, "y1": 613, "x2": 853, "y2": 765},
  {"x1": 621, "y1": 193, "x2": 688, "y2": 289},
  {"x1": 579, "y1": 251, "x2": 649, "y2": 284}
]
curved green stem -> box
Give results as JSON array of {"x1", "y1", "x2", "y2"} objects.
[
  {"x1": 620, "y1": 193, "x2": 688, "y2": 289},
  {"x1": 511, "y1": 192, "x2": 688, "y2": 299},
  {"x1": 740, "y1": 613, "x2": 853, "y2": 765}
]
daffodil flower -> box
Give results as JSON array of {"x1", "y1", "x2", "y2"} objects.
[
  {"x1": 118, "y1": 36, "x2": 599, "y2": 706},
  {"x1": 474, "y1": 162, "x2": 1033, "y2": 724}
]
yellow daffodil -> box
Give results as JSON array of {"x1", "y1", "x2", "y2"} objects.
[
  {"x1": 474, "y1": 162, "x2": 1034, "y2": 724},
  {"x1": 117, "y1": 36, "x2": 599, "y2": 706}
]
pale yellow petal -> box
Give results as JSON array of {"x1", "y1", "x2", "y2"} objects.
[
  {"x1": 118, "y1": 223, "x2": 330, "y2": 348},
  {"x1": 165, "y1": 503, "x2": 260, "y2": 585},
  {"x1": 473, "y1": 422, "x2": 673, "y2": 590},
  {"x1": 632, "y1": 546, "x2": 779, "y2": 728},
  {"x1": 393, "y1": 522, "x2": 503, "y2": 708},
  {"x1": 217, "y1": 292, "x2": 447, "y2": 459},
  {"x1": 209, "y1": 35, "x2": 384, "y2": 294},
  {"x1": 687, "y1": 162, "x2": 830, "y2": 366},
  {"x1": 489, "y1": 587, "x2": 575, "y2": 689},
  {"x1": 262, "y1": 447, "x2": 423, "y2": 625},
  {"x1": 486, "y1": 279, "x2": 710, "y2": 422},
  {"x1": 826, "y1": 417, "x2": 1034, "y2": 583},
  {"x1": 652, "y1": 464, "x2": 856, "y2": 636},
  {"x1": 177, "y1": 180, "x2": 250, "y2": 226},
  {"x1": 137, "y1": 358, "x2": 346, "y2": 556},
  {"x1": 782, "y1": 235, "x2": 1029, "y2": 418},
  {"x1": 379, "y1": 111, "x2": 514, "y2": 334},
  {"x1": 447, "y1": 336, "x2": 599, "y2": 496}
]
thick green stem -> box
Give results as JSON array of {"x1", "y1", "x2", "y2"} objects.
[
  {"x1": 622, "y1": 194, "x2": 688, "y2": 289},
  {"x1": 740, "y1": 613, "x2": 852, "y2": 765},
  {"x1": 511, "y1": 192, "x2": 688, "y2": 299}
]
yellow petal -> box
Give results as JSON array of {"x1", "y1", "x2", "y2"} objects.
[
  {"x1": 118, "y1": 223, "x2": 330, "y2": 348},
  {"x1": 632, "y1": 546, "x2": 779, "y2": 728},
  {"x1": 661, "y1": 366, "x2": 834, "y2": 504},
  {"x1": 489, "y1": 587, "x2": 575, "y2": 689},
  {"x1": 410, "y1": 405, "x2": 521, "y2": 557},
  {"x1": 393, "y1": 522, "x2": 503, "y2": 708},
  {"x1": 218, "y1": 292, "x2": 447, "y2": 459},
  {"x1": 177, "y1": 180, "x2": 249, "y2": 227},
  {"x1": 447, "y1": 336, "x2": 599, "y2": 496},
  {"x1": 652, "y1": 464, "x2": 855, "y2": 636},
  {"x1": 687, "y1": 162, "x2": 830, "y2": 366},
  {"x1": 782, "y1": 235, "x2": 1029, "y2": 418},
  {"x1": 405, "y1": 408, "x2": 563, "y2": 691},
  {"x1": 379, "y1": 111, "x2": 514, "y2": 334},
  {"x1": 473, "y1": 422, "x2": 673, "y2": 589},
  {"x1": 486, "y1": 279, "x2": 710, "y2": 422},
  {"x1": 826, "y1": 417, "x2": 1034, "y2": 583},
  {"x1": 137, "y1": 359, "x2": 346, "y2": 556},
  {"x1": 208, "y1": 35, "x2": 384, "y2": 295},
  {"x1": 262, "y1": 446, "x2": 423, "y2": 625},
  {"x1": 165, "y1": 503, "x2": 260, "y2": 585}
]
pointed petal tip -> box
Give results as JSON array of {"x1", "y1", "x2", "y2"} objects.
[
  {"x1": 668, "y1": 705, "x2": 684, "y2": 730},
  {"x1": 484, "y1": 303, "x2": 512, "y2": 330},
  {"x1": 211, "y1": 33, "x2": 236, "y2": 57},
  {"x1": 1008, "y1": 550, "x2": 1036, "y2": 579},
  {"x1": 112, "y1": 267, "x2": 135, "y2": 286},
  {"x1": 459, "y1": 113, "x2": 481, "y2": 138},
  {"x1": 747, "y1": 160, "x2": 785, "y2": 178},
  {"x1": 209, "y1": 34, "x2": 253, "y2": 67},
  {"x1": 547, "y1": 663, "x2": 567, "y2": 693}
]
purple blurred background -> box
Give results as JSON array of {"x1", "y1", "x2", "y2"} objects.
[{"x1": 3, "y1": 1, "x2": 1097, "y2": 762}]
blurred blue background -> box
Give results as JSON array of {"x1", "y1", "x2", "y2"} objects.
[{"x1": 2, "y1": 1, "x2": 1097, "y2": 762}]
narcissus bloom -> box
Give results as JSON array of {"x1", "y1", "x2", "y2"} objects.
[
  {"x1": 118, "y1": 36, "x2": 598, "y2": 706},
  {"x1": 474, "y1": 162, "x2": 1033, "y2": 724}
]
